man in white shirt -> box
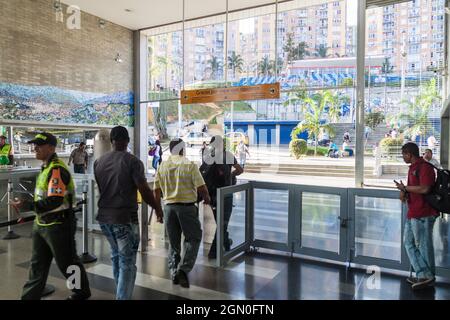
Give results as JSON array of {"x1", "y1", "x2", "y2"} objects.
[{"x1": 423, "y1": 149, "x2": 442, "y2": 169}]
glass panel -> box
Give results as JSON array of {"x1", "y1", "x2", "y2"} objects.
[
  {"x1": 226, "y1": 190, "x2": 247, "y2": 251},
  {"x1": 364, "y1": 0, "x2": 444, "y2": 183},
  {"x1": 301, "y1": 192, "x2": 340, "y2": 253},
  {"x1": 355, "y1": 196, "x2": 401, "y2": 261},
  {"x1": 254, "y1": 188, "x2": 288, "y2": 243},
  {"x1": 433, "y1": 215, "x2": 450, "y2": 269}
]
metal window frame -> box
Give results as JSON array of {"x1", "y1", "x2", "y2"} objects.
[
  {"x1": 216, "y1": 180, "x2": 450, "y2": 281},
  {"x1": 347, "y1": 188, "x2": 409, "y2": 271}
]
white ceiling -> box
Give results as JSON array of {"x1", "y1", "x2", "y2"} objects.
[{"x1": 61, "y1": 0, "x2": 284, "y2": 30}]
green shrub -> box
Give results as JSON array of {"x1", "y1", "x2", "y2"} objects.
[
  {"x1": 380, "y1": 137, "x2": 403, "y2": 147},
  {"x1": 306, "y1": 146, "x2": 329, "y2": 156},
  {"x1": 380, "y1": 137, "x2": 403, "y2": 156},
  {"x1": 209, "y1": 116, "x2": 217, "y2": 124},
  {"x1": 289, "y1": 139, "x2": 307, "y2": 159}
]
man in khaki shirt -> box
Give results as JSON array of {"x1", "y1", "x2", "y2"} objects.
[
  {"x1": 154, "y1": 138, "x2": 210, "y2": 288},
  {"x1": 68, "y1": 142, "x2": 88, "y2": 174}
]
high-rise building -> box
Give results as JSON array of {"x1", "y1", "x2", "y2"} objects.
[{"x1": 148, "y1": 0, "x2": 445, "y2": 90}]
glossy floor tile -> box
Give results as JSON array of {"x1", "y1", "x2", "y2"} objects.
[{"x1": 1, "y1": 222, "x2": 450, "y2": 300}]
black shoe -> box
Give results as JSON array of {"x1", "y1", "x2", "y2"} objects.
[
  {"x1": 224, "y1": 238, "x2": 233, "y2": 251},
  {"x1": 177, "y1": 270, "x2": 190, "y2": 288},
  {"x1": 172, "y1": 274, "x2": 179, "y2": 285},
  {"x1": 67, "y1": 292, "x2": 91, "y2": 300}
]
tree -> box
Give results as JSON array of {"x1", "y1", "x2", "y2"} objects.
[
  {"x1": 294, "y1": 42, "x2": 309, "y2": 60},
  {"x1": 227, "y1": 51, "x2": 244, "y2": 80},
  {"x1": 314, "y1": 44, "x2": 329, "y2": 58},
  {"x1": 206, "y1": 56, "x2": 222, "y2": 80},
  {"x1": 365, "y1": 111, "x2": 385, "y2": 131},
  {"x1": 285, "y1": 88, "x2": 338, "y2": 156},
  {"x1": 283, "y1": 33, "x2": 309, "y2": 67},
  {"x1": 396, "y1": 79, "x2": 440, "y2": 145},
  {"x1": 258, "y1": 56, "x2": 273, "y2": 76},
  {"x1": 327, "y1": 91, "x2": 348, "y2": 123},
  {"x1": 283, "y1": 33, "x2": 297, "y2": 67},
  {"x1": 271, "y1": 57, "x2": 284, "y2": 76}
]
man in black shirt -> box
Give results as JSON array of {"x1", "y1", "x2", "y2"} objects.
[
  {"x1": 94, "y1": 126, "x2": 163, "y2": 300},
  {"x1": 200, "y1": 135, "x2": 243, "y2": 259}
]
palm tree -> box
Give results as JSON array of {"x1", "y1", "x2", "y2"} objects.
[
  {"x1": 314, "y1": 44, "x2": 329, "y2": 58},
  {"x1": 258, "y1": 56, "x2": 273, "y2": 76},
  {"x1": 206, "y1": 56, "x2": 222, "y2": 80},
  {"x1": 227, "y1": 51, "x2": 244, "y2": 80},
  {"x1": 285, "y1": 89, "x2": 337, "y2": 156},
  {"x1": 396, "y1": 79, "x2": 440, "y2": 145},
  {"x1": 327, "y1": 91, "x2": 347, "y2": 123}
]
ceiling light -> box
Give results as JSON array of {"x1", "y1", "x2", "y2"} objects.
[
  {"x1": 98, "y1": 19, "x2": 106, "y2": 28},
  {"x1": 115, "y1": 53, "x2": 123, "y2": 63}
]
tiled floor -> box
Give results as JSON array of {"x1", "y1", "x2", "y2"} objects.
[{"x1": 1, "y1": 222, "x2": 450, "y2": 300}]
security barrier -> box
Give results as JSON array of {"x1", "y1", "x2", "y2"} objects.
[{"x1": 216, "y1": 181, "x2": 450, "y2": 281}]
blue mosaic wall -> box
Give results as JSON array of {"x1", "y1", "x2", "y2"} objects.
[{"x1": 0, "y1": 82, "x2": 134, "y2": 126}]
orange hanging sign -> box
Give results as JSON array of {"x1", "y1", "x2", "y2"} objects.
[{"x1": 181, "y1": 83, "x2": 280, "y2": 104}]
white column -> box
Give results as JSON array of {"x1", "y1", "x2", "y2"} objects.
[
  {"x1": 133, "y1": 30, "x2": 149, "y2": 252},
  {"x1": 248, "y1": 124, "x2": 255, "y2": 145},
  {"x1": 355, "y1": 0, "x2": 366, "y2": 187},
  {"x1": 275, "y1": 124, "x2": 281, "y2": 145}
]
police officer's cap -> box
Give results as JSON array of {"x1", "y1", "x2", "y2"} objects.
[{"x1": 27, "y1": 132, "x2": 57, "y2": 146}]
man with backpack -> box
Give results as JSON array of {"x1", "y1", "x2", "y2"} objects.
[
  {"x1": 395, "y1": 142, "x2": 439, "y2": 290},
  {"x1": 200, "y1": 135, "x2": 243, "y2": 259}
]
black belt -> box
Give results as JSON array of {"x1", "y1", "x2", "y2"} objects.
[
  {"x1": 37, "y1": 209, "x2": 73, "y2": 224},
  {"x1": 166, "y1": 202, "x2": 196, "y2": 206}
]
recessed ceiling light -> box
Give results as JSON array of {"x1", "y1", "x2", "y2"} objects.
[{"x1": 125, "y1": 9, "x2": 132, "y2": 12}]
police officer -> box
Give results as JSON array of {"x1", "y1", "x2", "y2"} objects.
[
  {"x1": 0, "y1": 134, "x2": 13, "y2": 165},
  {"x1": 11, "y1": 132, "x2": 91, "y2": 300}
]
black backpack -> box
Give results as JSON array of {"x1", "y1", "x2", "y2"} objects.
[
  {"x1": 422, "y1": 162, "x2": 450, "y2": 214},
  {"x1": 199, "y1": 152, "x2": 232, "y2": 205}
]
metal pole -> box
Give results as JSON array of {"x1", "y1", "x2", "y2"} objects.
[
  {"x1": 400, "y1": 31, "x2": 406, "y2": 104},
  {"x1": 355, "y1": 0, "x2": 366, "y2": 188},
  {"x1": 275, "y1": 0, "x2": 279, "y2": 78},
  {"x1": 225, "y1": 0, "x2": 229, "y2": 86},
  {"x1": 231, "y1": 101, "x2": 234, "y2": 132},
  {"x1": 178, "y1": 0, "x2": 185, "y2": 137},
  {"x1": 79, "y1": 180, "x2": 97, "y2": 263},
  {"x1": 3, "y1": 179, "x2": 20, "y2": 239}
]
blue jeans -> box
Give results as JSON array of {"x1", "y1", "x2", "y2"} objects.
[
  {"x1": 100, "y1": 223, "x2": 140, "y2": 300},
  {"x1": 152, "y1": 156, "x2": 160, "y2": 170},
  {"x1": 404, "y1": 216, "x2": 436, "y2": 279}
]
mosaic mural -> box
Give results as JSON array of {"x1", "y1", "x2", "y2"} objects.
[{"x1": 0, "y1": 82, "x2": 134, "y2": 126}]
